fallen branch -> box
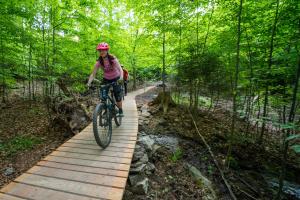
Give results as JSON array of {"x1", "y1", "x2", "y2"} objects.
[
  {"x1": 231, "y1": 182, "x2": 258, "y2": 200},
  {"x1": 234, "y1": 174, "x2": 259, "y2": 195},
  {"x1": 188, "y1": 109, "x2": 237, "y2": 200},
  {"x1": 56, "y1": 77, "x2": 91, "y2": 121}
]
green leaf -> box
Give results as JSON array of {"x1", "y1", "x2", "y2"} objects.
[
  {"x1": 290, "y1": 145, "x2": 300, "y2": 154},
  {"x1": 280, "y1": 123, "x2": 297, "y2": 130},
  {"x1": 286, "y1": 134, "x2": 300, "y2": 142}
]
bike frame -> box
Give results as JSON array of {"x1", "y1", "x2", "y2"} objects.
[{"x1": 99, "y1": 83, "x2": 118, "y2": 113}]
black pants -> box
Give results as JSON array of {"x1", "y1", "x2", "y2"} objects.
[
  {"x1": 124, "y1": 81, "x2": 128, "y2": 95},
  {"x1": 102, "y1": 77, "x2": 122, "y2": 102}
]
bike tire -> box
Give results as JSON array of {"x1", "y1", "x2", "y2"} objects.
[{"x1": 93, "y1": 103, "x2": 112, "y2": 149}]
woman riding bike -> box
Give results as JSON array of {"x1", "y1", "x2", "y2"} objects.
[{"x1": 87, "y1": 42, "x2": 124, "y2": 117}]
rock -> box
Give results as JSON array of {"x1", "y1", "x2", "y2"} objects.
[
  {"x1": 134, "y1": 144, "x2": 143, "y2": 151},
  {"x1": 131, "y1": 178, "x2": 149, "y2": 195},
  {"x1": 123, "y1": 190, "x2": 134, "y2": 199},
  {"x1": 129, "y1": 174, "x2": 145, "y2": 186},
  {"x1": 138, "y1": 125, "x2": 145, "y2": 132},
  {"x1": 132, "y1": 151, "x2": 145, "y2": 162},
  {"x1": 138, "y1": 136, "x2": 155, "y2": 151},
  {"x1": 138, "y1": 121, "x2": 144, "y2": 126},
  {"x1": 139, "y1": 115, "x2": 145, "y2": 120},
  {"x1": 139, "y1": 153, "x2": 149, "y2": 163},
  {"x1": 63, "y1": 132, "x2": 72, "y2": 138},
  {"x1": 130, "y1": 164, "x2": 147, "y2": 174},
  {"x1": 186, "y1": 164, "x2": 217, "y2": 200},
  {"x1": 141, "y1": 104, "x2": 150, "y2": 117},
  {"x1": 152, "y1": 144, "x2": 161, "y2": 154},
  {"x1": 153, "y1": 135, "x2": 179, "y2": 153},
  {"x1": 158, "y1": 118, "x2": 168, "y2": 126},
  {"x1": 144, "y1": 120, "x2": 149, "y2": 125},
  {"x1": 174, "y1": 118, "x2": 180, "y2": 122},
  {"x1": 131, "y1": 154, "x2": 149, "y2": 168},
  {"x1": 145, "y1": 163, "x2": 156, "y2": 175},
  {"x1": 138, "y1": 131, "x2": 147, "y2": 137},
  {"x1": 265, "y1": 175, "x2": 300, "y2": 199},
  {"x1": 142, "y1": 112, "x2": 151, "y2": 118},
  {"x1": 148, "y1": 107, "x2": 159, "y2": 114},
  {"x1": 3, "y1": 167, "x2": 15, "y2": 176}
]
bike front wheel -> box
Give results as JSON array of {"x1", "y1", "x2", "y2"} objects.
[{"x1": 93, "y1": 103, "x2": 112, "y2": 148}]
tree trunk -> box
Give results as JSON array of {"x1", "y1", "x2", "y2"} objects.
[
  {"x1": 202, "y1": 0, "x2": 215, "y2": 54},
  {"x1": 178, "y1": 0, "x2": 182, "y2": 65},
  {"x1": 131, "y1": 30, "x2": 138, "y2": 90},
  {"x1": 245, "y1": 28, "x2": 255, "y2": 133},
  {"x1": 226, "y1": 0, "x2": 243, "y2": 167},
  {"x1": 152, "y1": 91, "x2": 175, "y2": 113},
  {"x1": 28, "y1": 43, "x2": 32, "y2": 103},
  {"x1": 51, "y1": 5, "x2": 56, "y2": 96},
  {"x1": 0, "y1": 31, "x2": 5, "y2": 103},
  {"x1": 42, "y1": 8, "x2": 48, "y2": 97},
  {"x1": 162, "y1": 30, "x2": 166, "y2": 94},
  {"x1": 189, "y1": 79, "x2": 193, "y2": 108},
  {"x1": 196, "y1": 0, "x2": 199, "y2": 56},
  {"x1": 259, "y1": 0, "x2": 280, "y2": 143}
]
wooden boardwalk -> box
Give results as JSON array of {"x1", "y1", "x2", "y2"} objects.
[{"x1": 0, "y1": 87, "x2": 152, "y2": 200}]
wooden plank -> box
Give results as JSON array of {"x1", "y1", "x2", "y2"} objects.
[
  {"x1": 79, "y1": 126, "x2": 137, "y2": 131},
  {"x1": 81, "y1": 127, "x2": 138, "y2": 132},
  {"x1": 78, "y1": 130, "x2": 138, "y2": 136},
  {"x1": 111, "y1": 135, "x2": 137, "y2": 141},
  {"x1": 50, "y1": 151, "x2": 132, "y2": 164},
  {"x1": 27, "y1": 166, "x2": 127, "y2": 188},
  {"x1": 73, "y1": 135, "x2": 137, "y2": 141},
  {"x1": 1, "y1": 183, "x2": 100, "y2": 200},
  {"x1": 13, "y1": 174, "x2": 124, "y2": 200},
  {"x1": 71, "y1": 138, "x2": 136, "y2": 144},
  {"x1": 110, "y1": 133, "x2": 138, "y2": 136},
  {"x1": 61, "y1": 143, "x2": 134, "y2": 153},
  {"x1": 110, "y1": 139, "x2": 136, "y2": 144},
  {"x1": 56, "y1": 146, "x2": 133, "y2": 158},
  {"x1": 80, "y1": 130, "x2": 138, "y2": 134},
  {"x1": 66, "y1": 140, "x2": 136, "y2": 149},
  {"x1": 78, "y1": 131, "x2": 138, "y2": 137},
  {"x1": 0, "y1": 193, "x2": 25, "y2": 200},
  {"x1": 43, "y1": 156, "x2": 131, "y2": 171},
  {"x1": 37, "y1": 161, "x2": 128, "y2": 177}
]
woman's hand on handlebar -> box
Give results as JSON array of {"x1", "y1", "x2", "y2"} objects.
[{"x1": 87, "y1": 78, "x2": 101, "y2": 88}]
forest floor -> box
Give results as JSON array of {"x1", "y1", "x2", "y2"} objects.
[
  {"x1": 0, "y1": 100, "x2": 71, "y2": 187},
  {"x1": 124, "y1": 87, "x2": 300, "y2": 200}
]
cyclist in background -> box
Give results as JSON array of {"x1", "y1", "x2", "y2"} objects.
[
  {"x1": 122, "y1": 65, "x2": 129, "y2": 96},
  {"x1": 87, "y1": 42, "x2": 124, "y2": 117}
]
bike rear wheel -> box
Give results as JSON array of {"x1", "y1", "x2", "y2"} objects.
[{"x1": 93, "y1": 103, "x2": 112, "y2": 148}]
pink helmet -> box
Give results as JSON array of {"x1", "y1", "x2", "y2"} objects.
[{"x1": 96, "y1": 42, "x2": 110, "y2": 50}]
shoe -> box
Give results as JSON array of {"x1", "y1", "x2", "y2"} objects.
[{"x1": 118, "y1": 108, "x2": 124, "y2": 117}]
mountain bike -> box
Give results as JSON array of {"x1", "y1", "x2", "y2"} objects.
[{"x1": 92, "y1": 80, "x2": 122, "y2": 149}]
